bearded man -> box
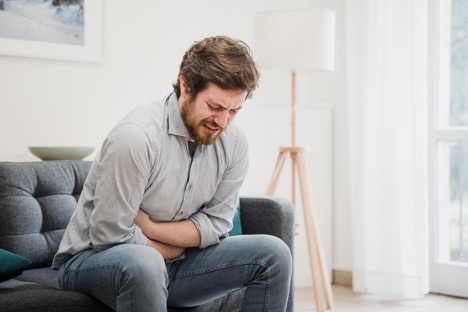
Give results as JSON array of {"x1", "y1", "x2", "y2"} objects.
[{"x1": 52, "y1": 36, "x2": 292, "y2": 312}]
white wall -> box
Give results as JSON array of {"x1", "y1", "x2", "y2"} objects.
[{"x1": 0, "y1": 0, "x2": 351, "y2": 284}]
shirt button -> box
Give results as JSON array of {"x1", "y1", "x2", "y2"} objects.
[{"x1": 188, "y1": 184, "x2": 193, "y2": 191}]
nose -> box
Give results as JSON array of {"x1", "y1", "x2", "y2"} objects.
[{"x1": 213, "y1": 110, "x2": 229, "y2": 128}]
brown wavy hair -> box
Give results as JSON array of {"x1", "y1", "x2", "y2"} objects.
[{"x1": 173, "y1": 36, "x2": 259, "y2": 101}]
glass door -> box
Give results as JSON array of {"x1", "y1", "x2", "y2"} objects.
[{"x1": 429, "y1": 0, "x2": 468, "y2": 297}]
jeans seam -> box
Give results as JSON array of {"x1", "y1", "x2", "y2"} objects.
[
  {"x1": 173, "y1": 260, "x2": 268, "y2": 279},
  {"x1": 263, "y1": 269, "x2": 271, "y2": 312},
  {"x1": 64, "y1": 262, "x2": 125, "y2": 273}
]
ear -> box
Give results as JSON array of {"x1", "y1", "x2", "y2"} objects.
[{"x1": 179, "y1": 76, "x2": 190, "y2": 99}]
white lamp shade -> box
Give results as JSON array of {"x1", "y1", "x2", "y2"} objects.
[{"x1": 255, "y1": 9, "x2": 336, "y2": 72}]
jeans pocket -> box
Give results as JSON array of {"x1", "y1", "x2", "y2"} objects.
[{"x1": 166, "y1": 259, "x2": 181, "y2": 282}]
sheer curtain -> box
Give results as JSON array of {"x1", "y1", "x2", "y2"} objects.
[{"x1": 347, "y1": 0, "x2": 429, "y2": 298}]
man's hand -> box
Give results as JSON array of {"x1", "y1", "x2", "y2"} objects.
[{"x1": 146, "y1": 239, "x2": 186, "y2": 260}]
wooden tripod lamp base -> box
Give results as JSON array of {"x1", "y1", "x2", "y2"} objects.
[{"x1": 267, "y1": 146, "x2": 334, "y2": 312}]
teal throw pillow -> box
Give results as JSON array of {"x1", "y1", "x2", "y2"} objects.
[
  {"x1": 228, "y1": 198, "x2": 242, "y2": 236},
  {"x1": 0, "y1": 248, "x2": 32, "y2": 282}
]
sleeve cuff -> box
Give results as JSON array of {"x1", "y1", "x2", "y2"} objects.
[{"x1": 190, "y1": 214, "x2": 220, "y2": 249}]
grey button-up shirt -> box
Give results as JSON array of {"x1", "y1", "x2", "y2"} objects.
[{"x1": 52, "y1": 93, "x2": 248, "y2": 269}]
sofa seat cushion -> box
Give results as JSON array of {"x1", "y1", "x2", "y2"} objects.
[
  {"x1": 15, "y1": 267, "x2": 60, "y2": 288},
  {"x1": 0, "y1": 279, "x2": 112, "y2": 312}
]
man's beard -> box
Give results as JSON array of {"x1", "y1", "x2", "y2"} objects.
[{"x1": 180, "y1": 99, "x2": 225, "y2": 145}]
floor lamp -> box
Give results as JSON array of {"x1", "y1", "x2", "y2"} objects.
[{"x1": 255, "y1": 9, "x2": 335, "y2": 312}]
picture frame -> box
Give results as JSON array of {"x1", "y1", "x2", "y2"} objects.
[{"x1": 0, "y1": 0, "x2": 102, "y2": 62}]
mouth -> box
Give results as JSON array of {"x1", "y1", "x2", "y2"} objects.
[{"x1": 203, "y1": 123, "x2": 222, "y2": 134}]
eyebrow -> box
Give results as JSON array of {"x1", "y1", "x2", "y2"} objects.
[{"x1": 206, "y1": 100, "x2": 243, "y2": 112}]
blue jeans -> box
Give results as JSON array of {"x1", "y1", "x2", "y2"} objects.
[{"x1": 58, "y1": 235, "x2": 292, "y2": 312}]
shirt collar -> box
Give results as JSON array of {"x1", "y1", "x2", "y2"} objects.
[
  {"x1": 166, "y1": 93, "x2": 207, "y2": 152},
  {"x1": 167, "y1": 93, "x2": 191, "y2": 139}
]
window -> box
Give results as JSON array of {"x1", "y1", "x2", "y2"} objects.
[
  {"x1": 437, "y1": 0, "x2": 468, "y2": 264},
  {"x1": 430, "y1": 0, "x2": 468, "y2": 297}
]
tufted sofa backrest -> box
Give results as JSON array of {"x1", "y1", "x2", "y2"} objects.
[{"x1": 0, "y1": 161, "x2": 91, "y2": 269}]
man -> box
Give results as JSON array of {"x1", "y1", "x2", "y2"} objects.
[{"x1": 52, "y1": 36, "x2": 292, "y2": 312}]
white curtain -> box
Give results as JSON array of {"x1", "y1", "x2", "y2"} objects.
[{"x1": 347, "y1": 0, "x2": 429, "y2": 298}]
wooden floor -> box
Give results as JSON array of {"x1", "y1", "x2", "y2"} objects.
[{"x1": 296, "y1": 285, "x2": 468, "y2": 312}]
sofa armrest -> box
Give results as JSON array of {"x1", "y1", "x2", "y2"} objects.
[
  {"x1": 239, "y1": 196, "x2": 295, "y2": 312},
  {"x1": 239, "y1": 196, "x2": 294, "y2": 247}
]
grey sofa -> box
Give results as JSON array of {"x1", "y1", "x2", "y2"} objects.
[{"x1": 0, "y1": 161, "x2": 295, "y2": 312}]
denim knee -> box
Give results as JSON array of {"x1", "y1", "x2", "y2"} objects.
[
  {"x1": 255, "y1": 235, "x2": 293, "y2": 277},
  {"x1": 118, "y1": 245, "x2": 168, "y2": 287}
]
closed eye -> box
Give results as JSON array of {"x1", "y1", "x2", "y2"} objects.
[
  {"x1": 207, "y1": 101, "x2": 242, "y2": 114},
  {"x1": 207, "y1": 103, "x2": 224, "y2": 112}
]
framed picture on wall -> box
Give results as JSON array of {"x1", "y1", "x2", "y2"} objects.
[{"x1": 0, "y1": 0, "x2": 101, "y2": 62}]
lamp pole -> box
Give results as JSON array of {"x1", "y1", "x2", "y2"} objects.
[
  {"x1": 291, "y1": 70, "x2": 297, "y2": 206},
  {"x1": 266, "y1": 70, "x2": 335, "y2": 310},
  {"x1": 291, "y1": 70, "x2": 297, "y2": 147},
  {"x1": 256, "y1": 9, "x2": 336, "y2": 311}
]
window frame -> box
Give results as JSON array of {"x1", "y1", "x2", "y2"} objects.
[{"x1": 428, "y1": 0, "x2": 468, "y2": 297}]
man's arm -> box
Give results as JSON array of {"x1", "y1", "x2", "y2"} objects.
[
  {"x1": 145, "y1": 238, "x2": 186, "y2": 260},
  {"x1": 135, "y1": 209, "x2": 201, "y2": 248},
  {"x1": 89, "y1": 124, "x2": 153, "y2": 251}
]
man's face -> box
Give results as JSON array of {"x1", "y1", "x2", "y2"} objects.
[{"x1": 179, "y1": 79, "x2": 247, "y2": 145}]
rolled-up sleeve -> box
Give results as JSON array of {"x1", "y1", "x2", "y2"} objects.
[{"x1": 90, "y1": 123, "x2": 153, "y2": 251}]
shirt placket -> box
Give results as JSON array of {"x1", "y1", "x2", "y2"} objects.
[{"x1": 174, "y1": 142, "x2": 199, "y2": 220}]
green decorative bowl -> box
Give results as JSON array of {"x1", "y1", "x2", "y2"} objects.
[{"x1": 28, "y1": 146, "x2": 95, "y2": 161}]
